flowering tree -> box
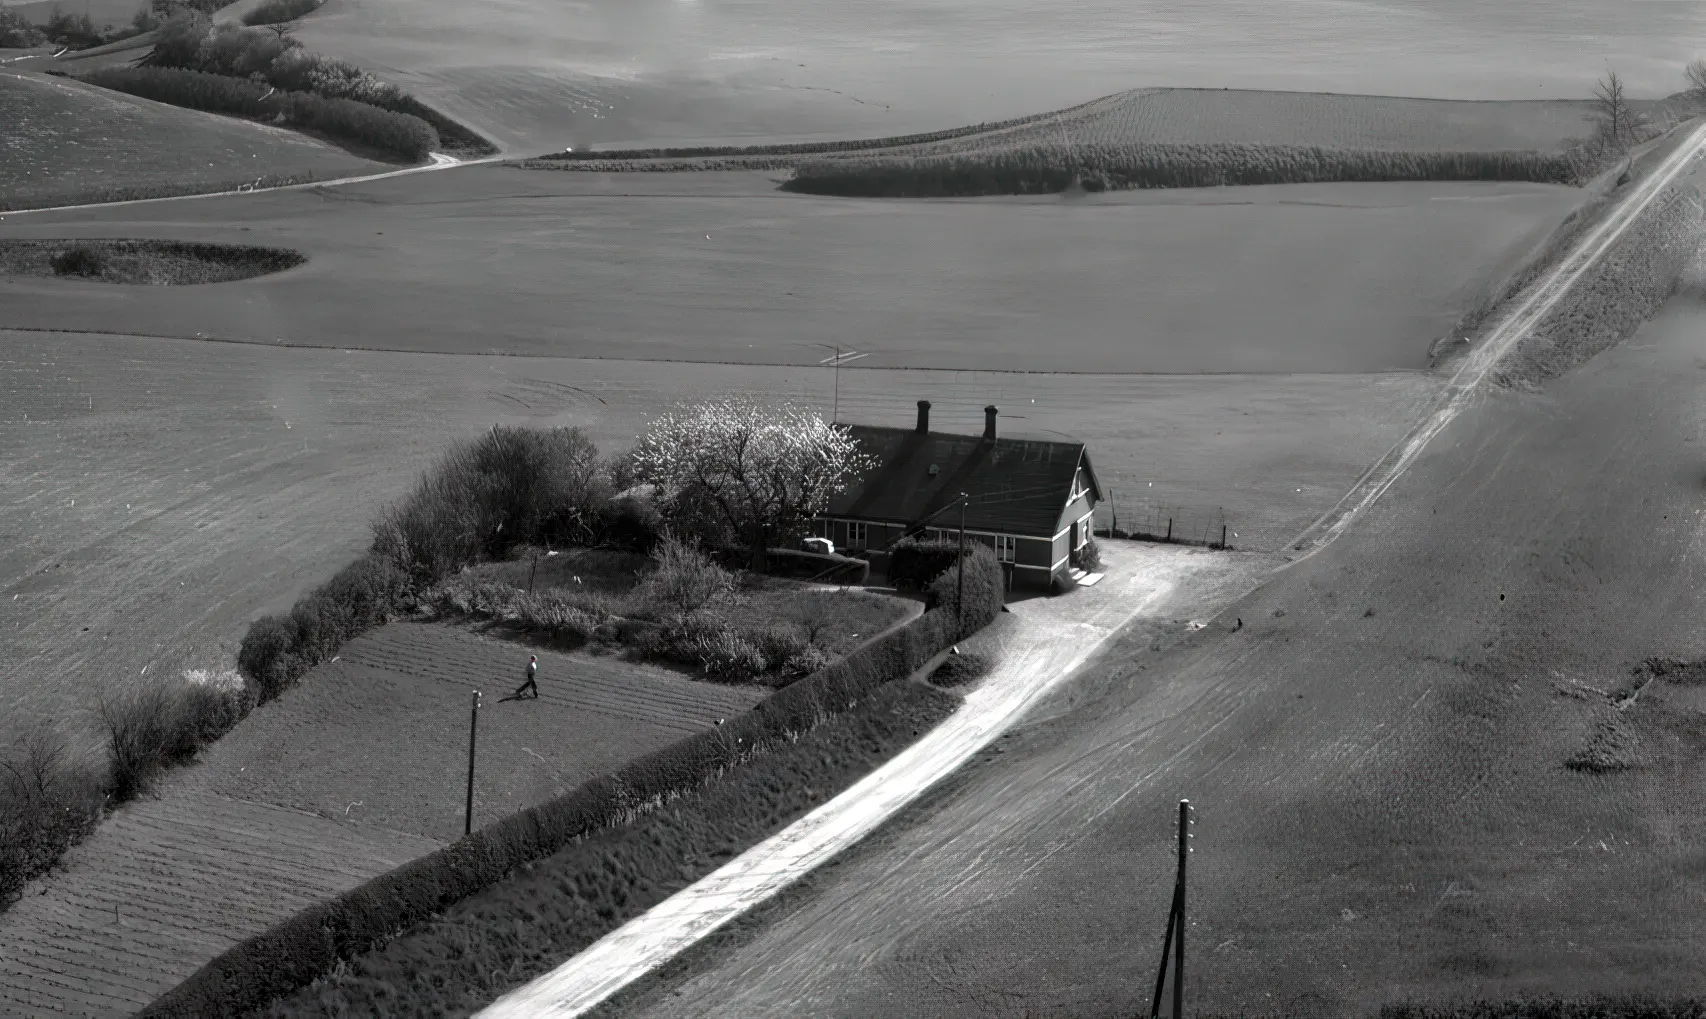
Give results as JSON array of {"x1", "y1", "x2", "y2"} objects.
[{"x1": 631, "y1": 400, "x2": 875, "y2": 570}]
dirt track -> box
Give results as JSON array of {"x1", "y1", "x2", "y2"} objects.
[{"x1": 604, "y1": 293, "x2": 1706, "y2": 1017}]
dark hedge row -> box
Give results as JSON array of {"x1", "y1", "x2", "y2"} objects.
[
  {"x1": 138, "y1": 552, "x2": 1001, "y2": 1017},
  {"x1": 78, "y1": 66, "x2": 438, "y2": 162},
  {"x1": 782, "y1": 143, "x2": 1581, "y2": 198},
  {"x1": 888, "y1": 536, "x2": 968, "y2": 590},
  {"x1": 242, "y1": 0, "x2": 323, "y2": 26}
]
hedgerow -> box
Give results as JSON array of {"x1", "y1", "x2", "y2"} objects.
[
  {"x1": 242, "y1": 0, "x2": 323, "y2": 26},
  {"x1": 138, "y1": 580, "x2": 994, "y2": 1017},
  {"x1": 136, "y1": 14, "x2": 495, "y2": 155},
  {"x1": 887, "y1": 536, "x2": 966, "y2": 590},
  {"x1": 78, "y1": 66, "x2": 438, "y2": 162},
  {"x1": 781, "y1": 142, "x2": 1582, "y2": 197}
]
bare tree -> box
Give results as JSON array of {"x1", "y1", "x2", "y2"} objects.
[
  {"x1": 1686, "y1": 58, "x2": 1706, "y2": 104},
  {"x1": 1594, "y1": 70, "x2": 1648, "y2": 151}
]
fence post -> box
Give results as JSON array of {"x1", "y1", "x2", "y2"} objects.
[
  {"x1": 1166, "y1": 517, "x2": 1172, "y2": 542},
  {"x1": 1175, "y1": 798, "x2": 1189, "y2": 1019},
  {"x1": 464, "y1": 691, "x2": 480, "y2": 836},
  {"x1": 1221, "y1": 524, "x2": 1227, "y2": 549}
]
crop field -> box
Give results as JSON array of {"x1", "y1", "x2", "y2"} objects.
[
  {"x1": 289, "y1": 0, "x2": 1706, "y2": 154},
  {"x1": 0, "y1": 618, "x2": 762, "y2": 1011},
  {"x1": 0, "y1": 167, "x2": 1587, "y2": 373},
  {"x1": 0, "y1": 69, "x2": 387, "y2": 211},
  {"x1": 208, "y1": 621, "x2": 765, "y2": 840},
  {"x1": 6, "y1": 0, "x2": 145, "y2": 30}
]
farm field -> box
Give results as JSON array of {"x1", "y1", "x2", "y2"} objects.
[
  {"x1": 0, "y1": 326, "x2": 1436, "y2": 746},
  {"x1": 0, "y1": 69, "x2": 389, "y2": 211},
  {"x1": 288, "y1": 0, "x2": 1706, "y2": 153},
  {"x1": 0, "y1": 167, "x2": 1587, "y2": 374},
  {"x1": 0, "y1": 620, "x2": 758, "y2": 1014},
  {"x1": 5, "y1": 0, "x2": 145, "y2": 30},
  {"x1": 601, "y1": 278, "x2": 1706, "y2": 1019}
]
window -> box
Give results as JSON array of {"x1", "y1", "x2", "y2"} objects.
[
  {"x1": 995, "y1": 534, "x2": 1016, "y2": 563},
  {"x1": 1069, "y1": 468, "x2": 1089, "y2": 503},
  {"x1": 846, "y1": 521, "x2": 867, "y2": 549}
]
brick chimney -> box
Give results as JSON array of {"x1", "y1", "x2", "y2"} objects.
[
  {"x1": 916, "y1": 400, "x2": 931, "y2": 433},
  {"x1": 984, "y1": 405, "x2": 998, "y2": 440}
]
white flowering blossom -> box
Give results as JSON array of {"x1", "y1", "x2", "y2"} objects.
[{"x1": 631, "y1": 400, "x2": 874, "y2": 564}]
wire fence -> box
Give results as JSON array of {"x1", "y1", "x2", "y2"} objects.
[{"x1": 1102, "y1": 502, "x2": 1230, "y2": 550}]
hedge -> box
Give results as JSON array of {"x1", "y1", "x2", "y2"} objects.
[
  {"x1": 236, "y1": 552, "x2": 410, "y2": 703},
  {"x1": 888, "y1": 536, "x2": 967, "y2": 589},
  {"x1": 77, "y1": 66, "x2": 439, "y2": 162},
  {"x1": 136, "y1": 551, "x2": 1002, "y2": 1017}
]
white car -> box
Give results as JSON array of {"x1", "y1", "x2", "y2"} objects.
[{"x1": 800, "y1": 536, "x2": 835, "y2": 556}]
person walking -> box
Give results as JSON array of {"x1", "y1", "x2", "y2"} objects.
[{"x1": 513, "y1": 655, "x2": 540, "y2": 700}]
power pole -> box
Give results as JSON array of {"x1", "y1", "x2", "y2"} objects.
[
  {"x1": 956, "y1": 493, "x2": 967, "y2": 634},
  {"x1": 833, "y1": 344, "x2": 841, "y2": 424},
  {"x1": 464, "y1": 691, "x2": 480, "y2": 836},
  {"x1": 1150, "y1": 798, "x2": 1192, "y2": 1019}
]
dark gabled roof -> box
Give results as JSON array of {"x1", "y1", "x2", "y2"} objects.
[{"x1": 825, "y1": 425, "x2": 1101, "y2": 539}]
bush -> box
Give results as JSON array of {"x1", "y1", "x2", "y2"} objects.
[
  {"x1": 78, "y1": 66, "x2": 438, "y2": 162},
  {"x1": 242, "y1": 0, "x2": 322, "y2": 25},
  {"x1": 137, "y1": 596, "x2": 985, "y2": 1019},
  {"x1": 137, "y1": 14, "x2": 496, "y2": 154},
  {"x1": 96, "y1": 671, "x2": 252, "y2": 803},
  {"x1": 638, "y1": 532, "x2": 734, "y2": 619},
  {"x1": 929, "y1": 649, "x2": 992, "y2": 688},
  {"x1": 0, "y1": 7, "x2": 45, "y2": 47},
  {"x1": 1078, "y1": 536, "x2": 1103, "y2": 573},
  {"x1": 42, "y1": 9, "x2": 102, "y2": 49},
  {"x1": 50, "y1": 245, "x2": 105, "y2": 277},
  {"x1": 926, "y1": 545, "x2": 1005, "y2": 627},
  {"x1": 0, "y1": 730, "x2": 104, "y2": 908},
  {"x1": 236, "y1": 552, "x2": 409, "y2": 704},
  {"x1": 886, "y1": 537, "x2": 963, "y2": 590},
  {"x1": 372, "y1": 426, "x2": 608, "y2": 584}
]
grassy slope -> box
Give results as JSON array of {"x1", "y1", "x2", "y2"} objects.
[
  {"x1": 255, "y1": 678, "x2": 960, "y2": 1018},
  {"x1": 0, "y1": 69, "x2": 385, "y2": 210}
]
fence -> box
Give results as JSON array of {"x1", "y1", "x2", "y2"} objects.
[{"x1": 1100, "y1": 502, "x2": 1230, "y2": 550}]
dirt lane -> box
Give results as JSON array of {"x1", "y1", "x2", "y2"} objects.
[{"x1": 607, "y1": 294, "x2": 1706, "y2": 1018}]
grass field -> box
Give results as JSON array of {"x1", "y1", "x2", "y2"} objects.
[
  {"x1": 0, "y1": 167, "x2": 1587, "y2": 373},
  {"x1": 0, "y1": 69, "x2": 387, "y2": 210},
  {"x1": 287, "y1": 0, "x2": 1706, "y2": 153}
]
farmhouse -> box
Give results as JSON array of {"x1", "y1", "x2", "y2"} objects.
[{"x1": 813, "y1": 401, "x2": 1103, "y2": 590}]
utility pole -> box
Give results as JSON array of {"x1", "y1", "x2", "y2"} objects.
[
  {"x1": 956, "y1": 493, "x2": 967, "y2": 634},
  {"x1": 1150, "y1": 798, "x2": 1192, "y2": 1019},
  {"x1": 464, "y1": 691, "x2": 480, "y2": 836},
  {"x1": 833, "y1": 343, "x2": 841, "y2": 424}
]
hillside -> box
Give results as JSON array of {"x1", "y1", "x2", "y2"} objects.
[{"x1": 0, "y1": 68, "x2": 386, "y2": 210}]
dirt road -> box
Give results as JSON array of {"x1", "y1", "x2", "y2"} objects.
[{"x1": 601, "y1": 276, "x2": 1706, "y2": 1018}]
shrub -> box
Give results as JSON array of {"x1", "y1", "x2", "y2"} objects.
[
  {"x1": 78, "y1": 67, "x2": 438, "y2": 162},
  {"x1": 95, "y1": 671, "x2": 251, "y2": 803},
  {"x1": 242, "y1": 0, "x2": 322, "y2": 25},
  {"x1": 927, "y1": 545, "x2": 1005, "y2": 630},
  {"x1": 0, "y1": 7, "x2": 44, "y2": 47},
  {"x1": 1078, "y1": 536, "x2": 1103, "y2": 573},
  {"x1": 780, "y1": 643, "x2": 832, "y2": 679},
  {"x1": 0, "y1": 730, "x2": 104, "y2": 908},
  {"x1": 887, "y1": 537, "x2": 963, "y2": 590},
  {"x1": 638, "y1": 532, "x2": 734, "y2": 618},
  {"x1": 137, "y1": 595, "x2": 984, "y2": 1018},
  {"x1": 688, "y1": 627, "x2": 768, "y2": 679},
  {"x1": 50, "y1": 245, "x2": 105, "y2": 278},
  {"x1": 594, "y1": 491, "x2": 663, "y2": 553},
  {"x1": 372, "y1": 426, "x2": 607, "y2": 584},
  {"x1": 750, "y1": 624, "x2": 808, "y2": 672},
  {"x1": 236, "y1": 552, "x2": 409, "y2": 704},
  {"x1": 930, "y1": 650, "x2": 992, "y2": 688},
  {"x1": 42, "y1": 9, "x2": 103, "y2": 48}
]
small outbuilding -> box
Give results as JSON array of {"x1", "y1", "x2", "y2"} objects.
[{"x1": 813, "y1": 401, "x2": 1103, "y2": 590}]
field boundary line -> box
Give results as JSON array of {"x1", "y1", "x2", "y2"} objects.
[
  {"x1": 475, "y1": 546, "x2": 1190, "y2": 1019},
  {"x1": 0, "y1": 153, "x2": 505, "y2": 217},
  {"x1": 1281, "y1": 118, "x2": 1706, "y2": 564}
]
